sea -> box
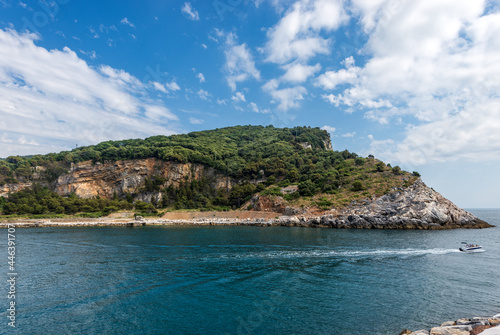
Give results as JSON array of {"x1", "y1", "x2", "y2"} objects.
[{"x1": 1, "y1": 209, "x2": 499, "y2": 335}]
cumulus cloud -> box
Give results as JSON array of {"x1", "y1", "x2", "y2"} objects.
[
  {"x1": 249, "y1": 102, "x2": 270, "y2": 114},
  {"x1": 231, "y1": 92, "x2": 246, "y2": 102},
  {"x1": 182, "y1": 2, "x2": 200, "y2": 21},
  {"x1": 197, "y1": 89, "x2": 211, "y2": 100},
  {"x1": 166, "y1": 81, "x2": 181, "y2": 91},
  {"x1": 222, "y1": 32, "x2": 260, "y2": 91},
  {"x1": 393, "y1": 100, "x2": 500, "y2": 165},
  {"x1": 197, "y1": 72, "x2": 205, "y2": 83},
  {"x1": 321, "y1": 125, "x2": 336, "y2": 133},
  {"x1": 261, "y1": 0, "x2": 348, "y2": 110},
  {"x1": 0, "y1": 29, "x2": 178, "y2": 157},
  {"x1": 262, "y1": 79, "x2": 307, "y2": 111},
  {"x1": 315, "y1": 56, "x2": 360, "y2": 90},
  {"x1": 152, "y1": 81, "x2": 167, "y2": 93},
  {"x1": 282, "y1": 63, "x2": 321, "y2": 83},
  {"x1": 264, "y1": 0, "x2": 348, "y2": 64},
  {"x1": 315, "y1": 0, "x2": 500, "y2": 163}
]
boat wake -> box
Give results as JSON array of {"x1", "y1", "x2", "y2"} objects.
[{"x1": 211, "y1": 248, "x2": 461, "y2": 261}]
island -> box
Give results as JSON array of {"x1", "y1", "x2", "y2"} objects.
[{"x1": 0, "y1": 125, "x2": 492, "y2": 229}]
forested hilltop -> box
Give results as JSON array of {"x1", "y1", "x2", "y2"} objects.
[{"x1": 0, "y1": 125, "x2": 418, "y2": 218}]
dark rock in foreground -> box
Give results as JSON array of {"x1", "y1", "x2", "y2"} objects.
[{"x1": 401, "y1": 313, "x2": 500, "y2": 334}]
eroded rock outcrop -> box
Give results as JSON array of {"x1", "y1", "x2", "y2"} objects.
[
  {"x1": 328, "y1": 179, "x2": 491, "y2": 229},
  {"x1": 0, "y1": 182, "x2": 33, "y2": 198},
  {"x1": 253, "y1": 179, "x2": 491, "y2": 229},
  {"x1": 54, "y1": 159, "x2": 234, "y2": 199}
]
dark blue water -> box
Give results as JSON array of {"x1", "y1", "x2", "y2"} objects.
[{"x1": 1, "y1": 209, "x2": 499, "y2": 335}]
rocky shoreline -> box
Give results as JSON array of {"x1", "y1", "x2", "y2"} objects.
[
  {"x1": 400, "y1": 314, "x2": 500, "y2": 335},
  {"x1": 0, "y1": 213, "x2": 493, "y2": 229}
]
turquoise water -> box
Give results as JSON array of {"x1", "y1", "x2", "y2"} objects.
[{"x1": 1, "y1": 209, "x2": 499, "y2": 335}]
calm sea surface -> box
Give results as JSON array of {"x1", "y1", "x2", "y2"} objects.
[{"x1": 1, "y1": 209, "x2": 499, "y2": 335}]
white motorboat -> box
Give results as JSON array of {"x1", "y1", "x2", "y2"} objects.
[{"x1": 459, "y1": 242, "x2": 483, "y2": 252}]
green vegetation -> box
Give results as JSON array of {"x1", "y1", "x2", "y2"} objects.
[
  {"x1": 0, "y1": 184, "x2": 133, "y2": 217},
  {"x1": 0, "y1": 125, "x2": 418, "y2": 216},
  {"x1": 0, "y1": 125, "x2": 334, "y2": 185}
]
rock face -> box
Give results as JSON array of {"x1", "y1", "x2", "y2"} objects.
[
  {"x1": 54, "y1": 159, "x2": 234, "y2": 199},
  {"x1": 252, "y1": 179, "x2": 491, "y2": 229},
  {"x1": 322, "y1": 179, "x2": 491, "y2": 229},
  {"x1": 0, "y1": 182, "x2": 33, "y2": 198}
]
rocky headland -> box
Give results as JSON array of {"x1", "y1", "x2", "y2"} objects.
[
  {"x1": 0, "y1": 127, "x2": 492, "y2": 229},
  {"x1": 0, "y1": 172, "x2": 492, "y2": 229}
]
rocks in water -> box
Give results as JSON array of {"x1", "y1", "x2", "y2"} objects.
[
  {"x1": 430, "y1": 326, "x2": 471, "y2": 335},
  {"x1": 457, "y1": 319, "x2": 473, "y2": 325},
  {"x1": 489, "y1": 319, "x2": 500, "y2": 327},
  {"x1": 470, "y1": 326, "x2": 492, "y2": 335},
  {"x1": 406, "y1": 314, "x2": 500, "y2": 335},
  {"x1": 441, "y1": 321, "x2": 457, "y2": 327}
]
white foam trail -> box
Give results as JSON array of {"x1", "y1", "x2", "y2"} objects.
[{"x1": 212, "y1": 248, "x2": 461, "y2": 260}]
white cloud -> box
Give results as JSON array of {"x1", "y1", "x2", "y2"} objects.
[
  {"x1": 120, "y1": 17, "x2": 135, "y2": 28},
  {"x1": 315, "y1": 56, "x2": 360, "y2": 90},
  {"x1": 99, "y1": 24, "x2": 118, "y2": 35},
  {"x1": 166, "y1": 81, "x2": 181, "y2": 91},
  {"x1": 231, "y1": 92, "x2": 246, "y2": 102},
  {"x1": 182, "y1": 2, "x2": 200, "y2": 21},
  {"x1": 321, "y1": 125, "x2": 336, "y2": 133},
  {"x1": 0, "y1": 29, "x2": 178, "y2": 157},
  {"x1": 262, "y1": 79, "x2": 307, "y2": 111},
  {"x1": 197, "y1": 72, "x2": 205, "y2": 83},
  {"x1": 264, "y1": 0, "x2": 349, "y2": 64},
  {"x1": 249, "y1": 102, "x2": 270, "y2": 114},
  {"x1": 222, "y1": 32, "x2": 260, "y2": 91},
  {"x1": 80, "y1": 50, "x2": 97, "y2": 60},
  {"x1": 313, "y1": 1, "x2": 500, "y2": 163},
  {"x1": 152, "y1": 82, "x2": 167, "y2": 93},
  {"x1": 281, "y1": 63, "x2": 321, "y2": 83},
  {"x1": 197, "y1": 89, "x2": 211, "y2": 100},
  {"x1": 341, "y1": 132, "x2": 356, "y2": 137},
  {"x1": 394, "y1": 100, "x2": 500, "y2": 165},
  {"x1": 89, "y1": 27, "x2": 99, "y2": 39},
  {"x1": 189, "y1": 116, "x2": 205, "y2": 124},
  {"x1": 151, "y1": 80, "x2": 180, "y2": 93}
]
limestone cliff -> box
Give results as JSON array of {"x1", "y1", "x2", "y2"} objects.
[
  {"x1": 0, "y1": 182, "x2": 33, "y2": 198},
  {"x1": 54, "y1": 159, "x2": 234, "y2": 200}
]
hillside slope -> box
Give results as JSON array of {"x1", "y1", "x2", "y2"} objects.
[{"x1": 0, "y1": 125, "x2": 492, "y2": 228}]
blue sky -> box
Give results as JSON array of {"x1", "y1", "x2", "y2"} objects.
[{"x1": 0, "y1": 0, "x2": 499, "y2": 207}]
